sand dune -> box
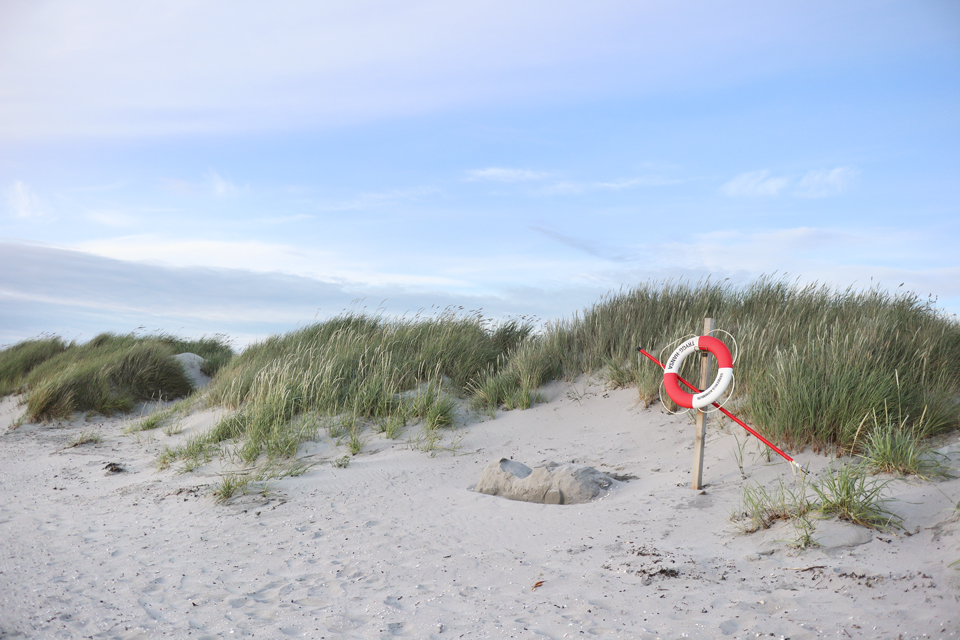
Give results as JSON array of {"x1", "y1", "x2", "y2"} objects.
[{"x1": 1, "y1": 380, "x2": 958, "y2": 639}]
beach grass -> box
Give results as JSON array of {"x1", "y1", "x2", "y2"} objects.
[
  {"x1": 0, "y1": 332, "x2": 234, "y2": 422},
  {"x1": 0, "y1": 335, "x2": 67, "y2": 396},
  {"x1": 159, "y1": 311, "x2": 535, "y2": 470},
  {"x1": 735, "y1": 461, "x2": 903, "y2": 542},
  {"x1": 536, "y1": 277, "x2": 960, "y2": 452},
  {"x1": 734, "y1": 477, "x2": 815, "y2": 534},
  {"x1": 158, "y1": 278, "x2": 960, "y2": 484},
  {"x1": 811, "y1": 463, "x2": 902, "y2": 530}
]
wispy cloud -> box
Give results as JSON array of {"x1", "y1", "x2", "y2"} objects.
[
  {"x1": 466, "y1": 168, "x2": 549, "y2": 182},
  {"x1": 159, "y1": 170, "x2": 245, "y2": 197},
  {"x1": 795, "y1": 167, "x2": 857, "y2": 198},
  {"x1": 255, "y1": 213, "x2": 314, "y2": 225},
  {"x1": 720, "y1": 170, "x2": 790, "y2": 197},
  {"x1": 0, "y1": 241, "x2": 580, "y2": 346},
  {"x1": 317, "y1": 186, "x2": 439, "y2": 211},
  {"x1": 5, "y1": 181, "x2": 44, "y2": 218},
  {"x1": 63, "y1": 181, "x2": 126, "y2": 193},
  {"x1": 86, "y1": 210, "x2": 138, "y2": 227},
  {"x1": 721, "y1": 167, "x2": 857, "y2": 198},
  {"x1": 540, "y1": 175, "x2": 679, "y2": 195},
  {"x1": 205, "y1": 169, "x2": 241, "y2": 197},
  {"x1": 70, "y1": 234, "x2": 462, "y2": 288},
  {"x1": 1, "y1": 4, "x2": 926, "y2": 140},
  {"x1": 530, "y1": 225, "x2": 632, "y2": 262}
]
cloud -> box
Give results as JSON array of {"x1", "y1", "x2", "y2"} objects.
[
  {"x1": 466, "y1": 168, "x2": 549, "y2": 182},
  {"x1": 720, "y1": 167, "x2": 859, "y2": 198},
  {"x1": 795, "y1": 167, "x2": 857, "y2": 198},
  {"x1": 158, "y1": 170, "x2": 244, "y2": 197},
  {"x1": 70, "y1": 234, "x2": 462, "y2": 288},
  {"x1": 86, "y1": 210, "x2": 138, "y2": 227},
  {"x1": 316, "y1": 186, "x2": 439, "y2": 211},
  {"x1": 255, "y1": 213, "x2": 314, "y2": 225},
  {"x1": 2, "y1": 3, "x2": 926, "y2": 139},
  {"x1": 5, "y1": 181, "x2": 43, "y2": 217},
  {"x1": 539, "y1": 176, "x2": 679, "y2": 195},
  {"x1": 205, "y1": 169, "x2": 241, "y2": 197},
  {"x1": 0, "y1": 241, "x2": 602, "y2": 347},
  {"x1": 719, "y1": 170, "x2": 790, "y2": 197},
  {"x1": 530, "y1": 225, "x2": 632, "y2": 262}
]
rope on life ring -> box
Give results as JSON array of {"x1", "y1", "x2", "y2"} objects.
[{"x1": 663, "y1": 336, "x2": 734, "y2": 409}]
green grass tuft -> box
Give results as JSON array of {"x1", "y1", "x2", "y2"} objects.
[
  {"x1": 811, "y1": 463, "x2": 902, "y2": 531},
  {"x1": 734, "y1": 477, "x2": 815, "y2": 534}
]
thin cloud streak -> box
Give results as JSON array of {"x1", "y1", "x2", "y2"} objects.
[
  {"x1": 315, "y1": 186, "x2": 440, "y2": 211},
  {"x1": 796, "y1": 167, "x2": 858, "y2": 198},
  {"x1": 539, "y1": 175, "x2": 680, "y2": 195},
  {"x1": 0, "y1": 242, "x2": 596, "y2": 346},
  {"x1": 466, "y1": 168, "x2": 549, "y2": 182},
  {"x1": 720, "y1": 170, "x2": 790, "y2": 197},
  {"x1": 721, "y1": 167, "x2": 857, "y2": 198},
  {"x1": 5, "y1": 181, "x2": 43, "y2": 218},
  {"x1": 530, "y1": 225, "x2": 633, "y2": 262},
  {"x1": 205, "y1": 169, "x2": 242, "y2": 198},
  {"x1": 70, "y1": 235, "x2": 467, "y2": 288}
]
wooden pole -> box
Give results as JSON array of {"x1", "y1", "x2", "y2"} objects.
[{"x1": 692, "y1": 317, "x2": 714, "y2": 490}]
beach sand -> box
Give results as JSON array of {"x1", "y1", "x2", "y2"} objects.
[{"x1": 1, "y1": 379, "x2": 958, "y2": 639}]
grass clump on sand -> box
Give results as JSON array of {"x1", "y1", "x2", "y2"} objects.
[
  {"x1": 162, "y1": 311, "x2": 536, "y2": 472},
  {"x1": 811, "y1": 463, "x2": 902, "y2": 530},
  {"x1": 735, "y1": 477, "x2": 815, "y2": 534},
  {"x1": 734, "y1": 463, "x2": 902, "y2": 546},
  {"x1": 1, "y1": 332, "x2": 234, "y2": 422}
]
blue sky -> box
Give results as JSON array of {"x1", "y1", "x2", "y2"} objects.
[{"x1": 2, "y1": 1, "x2": 959, "y2": 347}]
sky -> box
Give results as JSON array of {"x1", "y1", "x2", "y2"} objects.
[{"x1": 2, "y1": 1, "x2": 959, "y2": 348}]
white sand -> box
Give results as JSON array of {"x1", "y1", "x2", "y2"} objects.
[{"x1": 1, "y1": 380, "x2": 958, "y2": 639}]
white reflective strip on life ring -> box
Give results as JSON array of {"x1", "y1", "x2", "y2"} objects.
[
  {"x1": 692, "y1": 367, "x2": 733, "y2": 408},
  {"x1": 664, "y1": 338, "x2": 698, "y2": 375}
]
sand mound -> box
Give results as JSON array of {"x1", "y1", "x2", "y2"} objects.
[
  {"x1": 474, "y1": 458, "x2": 616, "y2": 504},
  {"x1": 173, "y1": 352, "x2": 211, "y2": 389}
]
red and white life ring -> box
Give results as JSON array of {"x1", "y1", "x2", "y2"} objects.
[{"x1": 663, "y1": 336, "x2": 734, "y2": 409}]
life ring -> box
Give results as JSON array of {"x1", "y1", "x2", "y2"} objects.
[{"x1": 663, "y1": 336, "x2": 734, "y2": 409}]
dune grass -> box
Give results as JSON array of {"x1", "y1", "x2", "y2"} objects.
[
  {"x1": 734, "y1": 461, "x2": 902, "y2": 545},
  {"x1": 0, "y1": 332, "x2": 234, "y2": 422},
  {"x1": 533, "y1": 277, "x2": 960, "y2": 453},
  {"x1": 0, "y1": 336, "x2": 67, "y2": 396},
  {"x1": 153, "y1": 278, "x2": 960, "y2": 488},
  {"x1": 811, "y1": 463, "x2": 902, "y2": 530},
  {"x1": 159, "y1": 311, "x2": 536, "y2": 471}
]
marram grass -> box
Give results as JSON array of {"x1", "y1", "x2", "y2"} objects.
[
  {"x1": 0, "y1": 336, "x2": 67, "y2": 396},
  {"x1": 0, "y1": 332, "x2": 234, "y2": 422},
  {"x1": 536, "y1": 277, "x2": 960, "y2": 452}
]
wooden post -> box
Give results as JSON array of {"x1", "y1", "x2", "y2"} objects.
[{"x1": 692, "y1": 317, "x2": 714, "y2": 490}]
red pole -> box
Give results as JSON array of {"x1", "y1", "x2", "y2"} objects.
[{"x1": 638, "y1": 348, "x2": 809, "y2": 476}]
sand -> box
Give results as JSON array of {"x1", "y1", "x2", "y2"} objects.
[{"x1": 1, "y1": 379, "x2": 958, "y2": 639}]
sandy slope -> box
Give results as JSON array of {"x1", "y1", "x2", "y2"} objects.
[{"x1": 1, "y1": 380, "x2": 958, "y2": 639}]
